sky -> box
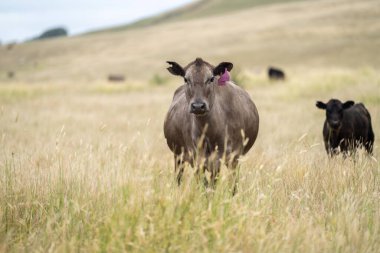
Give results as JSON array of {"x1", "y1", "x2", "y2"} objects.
[{"x1": 0, "y1": 0, "x2": 193, "y2": 43}]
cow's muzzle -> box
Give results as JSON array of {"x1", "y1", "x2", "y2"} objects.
[
  {"x1": 190, "y1": 102, "x2": 208, "y2": 115},
  {"x1": 329, "y1": 120, "x2": 341, "y2": 130}
]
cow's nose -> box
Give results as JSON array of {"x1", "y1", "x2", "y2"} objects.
[
  {"x1": 191, "y1": 102, "x2": 206, "y2": 113},
  {"x1": 330, "y1": 121, "x2": 340, "y2": 128}
]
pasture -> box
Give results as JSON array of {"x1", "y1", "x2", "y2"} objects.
[
  {"x1": 1, "y1": 0, "x2": 380, "y2": 252},
  {"x1": 1, "y1": 68, "x2": 379, "y2": 252}
]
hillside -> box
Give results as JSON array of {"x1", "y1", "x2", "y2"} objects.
[
  {"x1": 0, "y1": 0, "x2": 379, "y2": 82},
  {"x1": 99, "y1": 0, "x2": 301, "y2": 32}
]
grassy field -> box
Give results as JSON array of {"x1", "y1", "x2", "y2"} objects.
[
  {"x1": 1, "y1": 0, "x2": 380, "y2": 252},
  {"x1": 0, "y1": 68, "x2": 379, "y2": 252}
]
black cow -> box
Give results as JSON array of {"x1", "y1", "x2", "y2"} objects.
[
  {"x1": 268, "y1": 67, "x2": 285, "y2": 81},
  {"x1": 316, "y1": 99, "x2": 374, "y2": 156},
  {"x1": 108, "y1": 74, "x2": 125, "y2": 82},
  {"x1": 7, "y1": 71, "x2": 14, "y2": 79}
]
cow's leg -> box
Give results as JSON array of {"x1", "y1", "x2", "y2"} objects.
[
  {"x1": 324, "y1": 141, "x2": 332, "y2": 156},
  {"x1": 365, "y1": 139, "x2": 374, "y2": 155},
  {"x1": 227, "y1": 156, "x2": 239, "y2": 196},
  {"x1": 361, "y1": 134, "x2": 374, "y2": 155},
  {"x1": 366, "y1": 122, "x2": 375, "y2": 155},
  {"x1": 340, "y1": 146, "x2": 349, "y2": 158},
  {"x1": 209, "y1": 158, "x2": 221, "y2": 189},
  {"x1": 328, "y1": 144, "x2": 339, "y2": 157},
  {"x1": 174, "y1": 154, "x2": 185, "y2": 186},
  {"x1": 341, "y1": 139, "x2": 354, "y2": 158},
  {"x1": 194, "y1": 154, "x2": 208, "y2": 188},
  {"x1": 193, "y1": 142, "x2": 210, "y2": 188}
]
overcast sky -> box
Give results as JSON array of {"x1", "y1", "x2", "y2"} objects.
[{"x1": 0, "y1": 0, "x2": 193, "y2": 43}]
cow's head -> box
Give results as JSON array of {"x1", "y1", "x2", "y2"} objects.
[
  {"x1": 167, "y1": 58, "x2": 233, "y2": 116},
  {"x1": 316, "y1": 99, "x2": 354, "y2": 130}
]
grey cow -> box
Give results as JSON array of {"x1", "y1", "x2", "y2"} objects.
[{"x1": 163, "y1": 58, "x2": 259, "y2": 190}]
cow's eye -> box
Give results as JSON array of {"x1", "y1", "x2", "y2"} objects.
[
  {"x1": 206, "y1": 76, "x2": 214, "y2": 84},
  {"x1": 184, "y1": 77, "x2": 188, "y2": 83}
]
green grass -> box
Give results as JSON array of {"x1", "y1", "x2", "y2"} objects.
[{"x1": 149, "y1": 74, "x2": 169, "y2": 86}]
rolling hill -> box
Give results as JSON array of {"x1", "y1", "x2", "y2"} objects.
[
  {"x1": 0, "y1": 0, "x2": 379, "y2": 82},
  {"x1": 95, "y1": 0, "x2": 302, "y2": 33}
]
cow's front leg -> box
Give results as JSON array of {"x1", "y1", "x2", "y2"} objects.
[
  {"x1": 209, "y1": 154, "x2": 221, "y2": 188},
  {"x1": 174, "y1": 154, "x2": 185, "y2": 186},
  {"x1": 195, "y1": 164, "x2": 208, "y2": 188},
  {"x1": 327, "y1": 145, "x2": 339, "y2": 157},
  {"x1": 193, "y1": 143, "x2": 209, "y2": 188},
  {"x1": 228, "y1": 157, "x2": 239, "y2": 196}
]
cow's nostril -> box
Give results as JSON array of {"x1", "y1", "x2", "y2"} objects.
[
  {"x1": 191, "y1": 102, "x2": 206, "y2": 112},
  {"x1": 330, "y1": 121, "x2": 340, "y2": 128}
]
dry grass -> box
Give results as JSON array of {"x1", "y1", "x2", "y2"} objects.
[{"x1": 0, "y1": 68, "x2": 379, "y2": 252}]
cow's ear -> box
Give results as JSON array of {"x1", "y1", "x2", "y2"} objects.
[
  {"x1": 213, "y1": 62, "x2": 233, "y2": 76},
  {"x1": 343, "y1": 100, "x2": 354, "y2": 109},
  {"x1": 316, "y1": 101, "x2": 326, "y2": 110},
  {"x1": 167, "y1": 61, "x2": 185, "y2": 77}
]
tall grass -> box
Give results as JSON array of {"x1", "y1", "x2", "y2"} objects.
[{"x1": 0, "y1": 69, "x2": 379, "y2": 252}]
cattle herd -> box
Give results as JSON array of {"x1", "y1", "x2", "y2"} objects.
[{"x1": 163, "y1": 58, "x2": 375, "y2": 191}]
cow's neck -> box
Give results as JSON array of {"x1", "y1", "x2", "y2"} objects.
[
  {"x1": 191, "y1": 114, "x2": 216, "y2": 154},
  {"x1": 192, "y1": 114, "x2": 212, "y2": 137},
  {"x1": 328, "y1": 127, "x2": 341, "y2": 148}
]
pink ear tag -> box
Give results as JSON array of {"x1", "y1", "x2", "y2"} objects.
[{"x1": 218, "y1": 68, "x2": 230, "y2": 86}]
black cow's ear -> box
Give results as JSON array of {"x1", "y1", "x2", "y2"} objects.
[
  {"x1": 343, "y1": 100, "x2": 354, "y2": 109},
  {"x1": 316, "y1": 101, "x2": 326, "y2": 109},
  {"x1": 213, "y1": 62, "x2": 233, "y2": 76},
  {"x1": 167, "y1": 61, "x2": 185, "y2": 77}
]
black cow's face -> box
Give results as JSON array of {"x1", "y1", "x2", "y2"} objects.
[
  {"x1": 167, "y1": 58, "x2": 233, "y2": 116},
  {"x1": 316, "y1": 99, "x2": 354, "y2": 130}
]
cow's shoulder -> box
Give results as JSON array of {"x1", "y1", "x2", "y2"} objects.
[
  {"x1": 172, "y1": 85, "x2": 186, "y2": 100},
  {"x1": 347, "y1": 103, "x2": 370, "y2": 118},
  {"x1": 224, "y1": 81, "x2": 253, "y2": 104},
  {"x1": 215, "y1": 81, "x2": 257, "y2": 119},
  {"x1": 165, "y1": 85, "x2": 189, "y2": 128}
]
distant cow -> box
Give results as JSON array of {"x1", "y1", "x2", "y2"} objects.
[
  {"x1": 6, "y1": 43, "x2": 16, "y2": 50},
  {"x1": 316, "y1": 99, "x2": 374, "y2": 156},
  {"x1": 164, "y1": 58, "x2": 259, "y2": 191},
  {"x1": 108, "y1": 74, "x2": 125, "y2": 82},
  {"x1": 7, "y1": 71, "x2": 14, "y2": 79},
  {"x1": 268, "y1": 67, "x2": 285, "y2": 80}
]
